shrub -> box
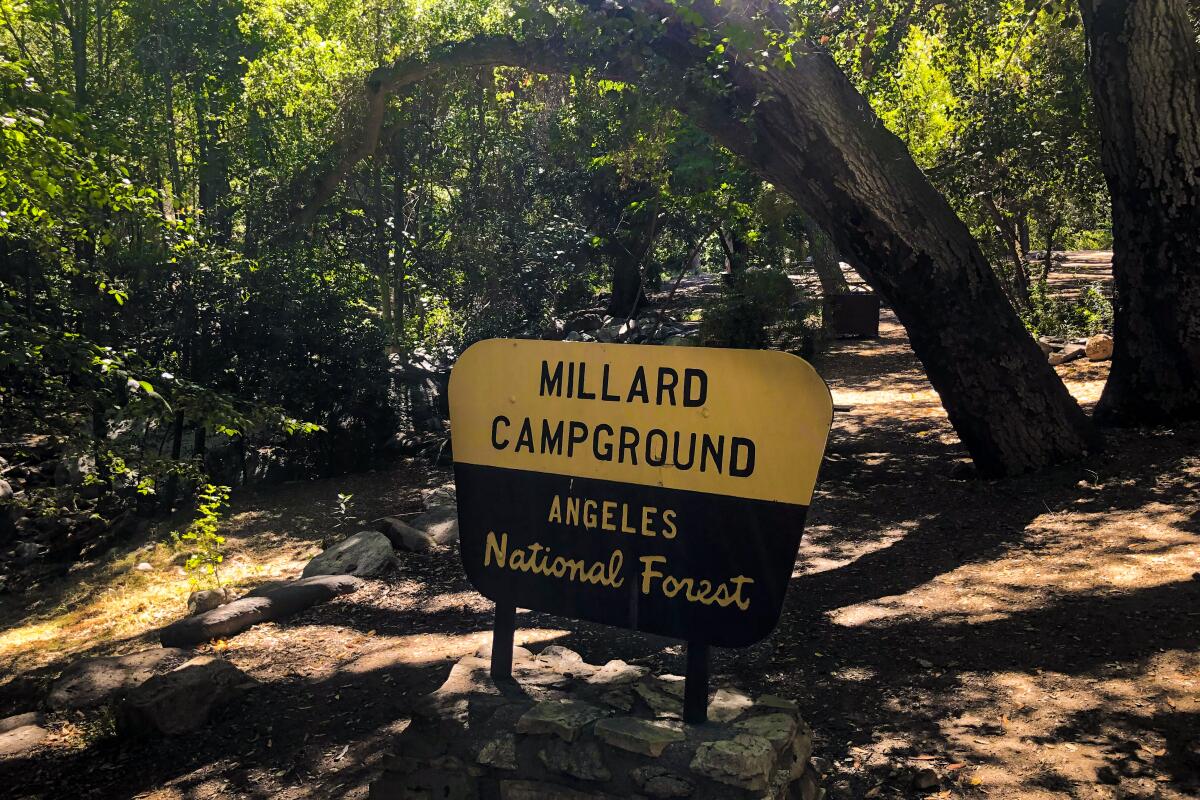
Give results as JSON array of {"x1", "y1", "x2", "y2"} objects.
[{"x1": 699, "y1": 269, "x2": 818, "y2": 351}]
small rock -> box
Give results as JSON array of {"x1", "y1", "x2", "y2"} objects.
[
  {"x1": 474, "y1": 642, "x2": 533, "y2": 662},
  {"x1": 302, "y1": 530, "x2": 395, "y2": 578},
  {"x1": 135, "y1": 562, "x2": 153, "y2": 572},
  {"x1": 566, "y1": 314, "x2": 604, "y2": 334},
  {"x1": 593, "y1": 716, "x2": 684, "y2": 757},
  {"x1": 565, "y1": 331, "x2": 584, "y2": 342},
  {"x1": 708, "y1": 687, "x2": 754, "y2": 723},
  {"x1": 912, "y1": 767, "x2": 939, "y2": 790},
  {"x1": 586, "y1": 659, "x2": 648, "y2": 686},
  {"x1": 420, "y1": 484, "x2": 457, "y2": 509},
  {"x1": 594, "y1": 324, "x2": 624, "y2": 343},
  {"x1": 118, "y1": 656, "x2": 256, "y2": 736},
  {"x1": 541, "y1": 319, "x2": 567, "y2": 341},
  {"x1": 598, "y1": 687, "x2": 634, "y2": 711},
  {"x1": 689, "y1": 733, "x2": 775, "y2": 791},
  {"x1": 632, "y1": 765, "x2": 695, "y2": 798},
  {"x1": 515, "y1": 700, "x2": 605, "y2": 742},
  {"x1": 375, "y1": 517, "x2": 435, "y2": 553},
  {"x1": 477, "y1": 733, "x2": 518, "y2": 770},
  {"x1": 408, "y1": 505, "x2": 459, "y2": 546},
  {"x1": 538, "y1": 739, "x2": 611, "y2": 781},
  {"x1": 536, "y1": 645, "x2": 595, "y2": 678},
  {"x1": 1085, "y1": 333, "x2": 1114, "y2": 361},
  {"x1": 0, "y1": 479, "x2": 12, "y2": 500},
  {"x1": 634, "y1": 675, "x2": 685, "y2": 718},
  {"x1": 13, "y1": 541, "x2": 42, "y2": 564},
  {"x1": 187, "y1": 587, "x2": 234, "y2": 615},
  {"x1": 733, "y1": 712, "x2": 797, "y2": 753},
  {"x1": 1036, "y1": 339, "x2": 1055, "y2": 355}
]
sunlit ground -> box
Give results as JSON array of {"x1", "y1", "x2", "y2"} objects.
[
  {"x1": 0, "y1": 503, "x2": 331, "y2": 677},
  {"x1": 5, "y1": 283, "x2": 1197, "y2": 799}
]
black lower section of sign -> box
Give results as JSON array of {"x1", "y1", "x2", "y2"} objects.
[{"x1": 454, "y1": 463, "x2": 808, "y2": 648}]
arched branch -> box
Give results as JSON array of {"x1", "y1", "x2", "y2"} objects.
[{"x1": 281, "y1": 0, "x2": 1095, "y2": 476}]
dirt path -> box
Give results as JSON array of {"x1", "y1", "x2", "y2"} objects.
[{"x1": 1, "y1": 307, "x2": 1197, "y2": 800}]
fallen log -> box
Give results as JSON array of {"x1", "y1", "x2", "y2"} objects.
[{"x1": 158, "y1": 574, "x2": 362, "y2": 648}]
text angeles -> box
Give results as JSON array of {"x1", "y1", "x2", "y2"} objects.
[{"x1": 489, "y1": 360, "x2": 758, "y2": 478}]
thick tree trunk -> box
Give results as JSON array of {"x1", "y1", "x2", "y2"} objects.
[
  {"x1": 287, "y1": 0, "x2": 1096, "y2": 474},
  {"x1": 1079, "y1": 0, "x2": 1200, "y2": 424},
  {"x1": 607, "y1": 209, "x2": 660, "y2": 318},
  {"x1": 641, "y1": 0, "x2": 1092, "y2": 475}
]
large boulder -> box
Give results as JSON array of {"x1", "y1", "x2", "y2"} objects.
[
  {"x1": 1085, "y1": 333, "x2": 1114, "y2": 361},
  {"x1": 410, "y1": 506, "x2": 459, "y2": 546},
  {"x1": 159, "y1": 574, "x2": 362, "y2": 647},
  {"x1": 302, "y1": 530, "x2": 395, "y2": 578},
  {"x1": 117, "y1": 656, "x2": 255, "y2": 736},
  {"x1": 48, "y1": 648, "x2": 191, "y2": 710},
  {"x1": 376, "y1": 517, "x2": 435, "y2": 553}
]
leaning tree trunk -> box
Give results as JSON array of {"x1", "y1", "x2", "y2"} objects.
[
  {"x1": 638, "y1": 0, "x2": 1093, "y2": 475},
  {"x1": 1079, "y1": 0, "x2": 1200, "y2": 425},
  {"x1": 283, "y1": 0, "x2": 1095, "y2": 475}
]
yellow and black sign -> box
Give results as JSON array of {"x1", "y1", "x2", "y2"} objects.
[{"x1": 449, "y1": 340, "x2": 833, "y2": 648}]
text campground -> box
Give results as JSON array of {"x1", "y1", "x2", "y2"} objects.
[{"x1": 487, "y1": 359, "x2": 758, "y2": 478}]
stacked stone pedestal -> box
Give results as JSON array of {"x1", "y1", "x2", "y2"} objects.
[{"x1": 370, "y1": 645, "x2": 823, "y2": 800}]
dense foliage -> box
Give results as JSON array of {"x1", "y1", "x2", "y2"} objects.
[{"x1": 0, "y1": 0, "x2": 1122, "y2": 514}]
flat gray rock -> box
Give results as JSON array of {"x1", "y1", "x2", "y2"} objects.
[
  {"x1": 48, "y1": 648, "x2": 190, "y2": 710},
  {"x1": 302, "y1": 530, "x2": 395, "y2": 577},
  {"x1": 0, "y1": 722, "x2": 48, "y2": 757},
  {"x1": 158, "y1": 574, "x2": 362, "y2": 647},
  {"x1": 515, "y1": 699, "x2": 606, "y2": 742},
  {"x1": 593, "y1": 717, "x2": 684, "y2": 757}
]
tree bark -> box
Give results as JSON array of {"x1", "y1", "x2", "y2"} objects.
[
  {"x1": 1079, "y1": 0, "x2": 1200, "y2": 425},
  {"x1": 285, "y1": 0, "x2": 1096, "y2": 475},
  {"x1": 804, "y1": 218, "x2": 851, "y2": 296},
  {"x1": 607, "y1": 208, "x2": 661, "y2": 318}
]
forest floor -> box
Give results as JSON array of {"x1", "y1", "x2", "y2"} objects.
[{"x1": 2, "y1": 264, "x2": 1199, "y2": 800}]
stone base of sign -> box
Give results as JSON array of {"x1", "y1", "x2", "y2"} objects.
[{"x1": 369, "y1": 645, "x2": 823, "y2": 800}]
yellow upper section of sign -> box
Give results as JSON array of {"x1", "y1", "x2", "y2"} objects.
[{"x1": 449, "y1": 340, "x2": 833, "y2": 506}]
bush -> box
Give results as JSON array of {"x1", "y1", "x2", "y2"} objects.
[
  {"x1": 1024, "y1": 281, "x2": 1113, "y2": 338},
  {"x1": 699, "y1": 269, "x2": 818, "y2": 351}
]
